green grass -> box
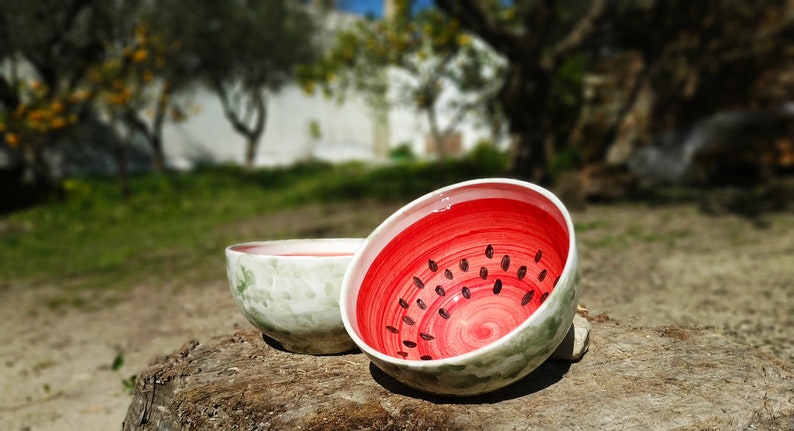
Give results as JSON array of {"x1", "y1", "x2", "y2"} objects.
[{"x1": 0, "y1": 150, "x2": 509, "y2": 302}]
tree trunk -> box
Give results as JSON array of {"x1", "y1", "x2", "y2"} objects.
[
  {"x1": 502, "y1": 63, "x2": 553, "y2": 184},
  {"x1": 243, "y1": 91, "x2": 267, "y2": 170},
  {"x1": 244, "y1": 133, "x2": 259, "y2": 170},
  {"x1": 214, "y1": 82, "x2": 267, "y2": 170},
  {"x1": 149, "y1": 84, "x2": 172, "y2": 174},
  {"x1": 122, "y1": 324, "x2": 794, "y2": 430},
  {"x1": 425, "y1": 105, "x2": 448, "y2": 159},
  {"x1": 113, "y1": 121, "x2": 131, "y2": 198}
]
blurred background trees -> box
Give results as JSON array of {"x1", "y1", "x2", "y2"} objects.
[
  {"x1": 0, "y1": 0, "x2": 320, "y2": 196},
  {"x1": 299, "y1": 0, "x2": 505, "y2": 158},
  {"x1": 1, "y1": 0, "x2": 792, "y2": 206},
  {"x1": 437, "y1": 0, "x2": 794, "y2": 187},
  {"x1": 152, "y1": 0, "x2": 319, "y2": 170}
]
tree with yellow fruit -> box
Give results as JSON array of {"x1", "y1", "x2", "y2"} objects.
[
  {"x1": 299, "y1": 0, "x2": 505, "y2": 159},
  {"x1": 90, "y1": 21, "x2": 192, "y2": 183},
  {"x1": 0, "y1": 0, "x2": 118, "y2": 191}
]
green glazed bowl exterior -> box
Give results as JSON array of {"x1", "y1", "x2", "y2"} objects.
[{"x1": 226, "y1": 238, "x2": 362, "y2": 355}]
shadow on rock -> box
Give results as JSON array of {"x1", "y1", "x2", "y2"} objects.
[{"x1": 369, "y1": 358, "x2": 573, "y2": 404}]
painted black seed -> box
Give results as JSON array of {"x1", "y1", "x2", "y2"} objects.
[
  {"x1": 459, "y1": 259, "x2": 469, "y2": 272},
  {"x1": 479, "y1": 266, "x2": 488, "y2": 280},
  {"x1": 413, "y1": 276, "x2": 425, "y2": 289},
  {"x1": 501, "y1": 255, "x2": 511, "y2": 271},
  {"x1": 428, "y1": 259, "x2": 438, "y2": 272},
  {"x1": 493, "y1": 279, "x2": 503, "y2": 295},
  {"x1": 462, "y1": 286, "x2": 471, "y2": 299},
  {"x1": 521, "y1": 290, "x2": 535, "y2": 306},
  {"x1": 485, "y1": 244, "x2": 494, "y2": 259},
  {"x1": 439, "y1": 308, "x2": 451, "y2": 319},
  {"x1": 420, "y1": 355, "x2": 432, "y2": 360},
  {"x1": 540, "y1": 292, "x2": 549, "y2": 303},
  {"x1": 517, "y1": 265, "x2": 527, "y2": 280},
  {"x1": 444, "y1": 269, "x2": 453, "y2": 280},
  {"x1": 419, "y1": 332, "x2": 435, "y2": 341},
  {"x1": 535, "y1": 249, "x2": 543, "y2": 263},
  {"x1": 416, "y1": 298, "x2": 427, "y2": 310},
  {"x1": 397, "y1": 351, "x2": 408, "y2": 357},
  {"x1": 386, "y1": 325, "x2": 399, "y2": 334},
  {"x1": 435, "y1": 285, "x2": 446, "y2": 297},
  {"x1": 398, "y1": 298, "x2": 409, "y2": 309},
  {"x1": 538, "y1": 269, "x2": 548, "y2": 282},
  {"x1": 553, "y1": 276, "x2": 560, "y2": 287},
  {"x1": 403, "y1": 340, "x2": 417, "y2": 348},
  {"x1": 402, "y1": 316, "x2": 416, "y2": 325}
]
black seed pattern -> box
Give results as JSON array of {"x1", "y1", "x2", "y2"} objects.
[
  {"x1": 517, "y1": 265, "x2": 527, "y2": 281},
  {"x1": 419, "y1": 332, "x2": 435, "y2": 340},
  {"x1": 435, "y1": 285, "x2": 446, "y2": 296},
  {"x1": 538, "y1": 269, "x2": 548, "y2": 282},
  {"x1": 462, "y1": 286, "x2": 471, "y2": 299},
  {"x1": 416, "y1": 298, "x2": 427, "y2": 310},
  {"x1": 493, "y1": 279, "x2": 503, "y2": 295},
  {"x1": 403, "y1": 340, "x2": 417, "y2": 348},
  {"x1": 501, "y1": 255, "x2": 511, "y2": 271},
  {"x1": 521, "y1": 290, "x2": 535, "y2": 306},
  {"x1": 428, "y1": 259, "x2": 438, "y2": 272},
  {"x1": 485, "y1": 244, "x2": 494, "y2": 259},
  {"x1": 439, "y1": 308, "x2": 451, "y2": 319},
  {"x1": 540, "y1": 292, "x2": 549, "y2": 303},
  {"x1": 402, "y1": 316, "x2": 416, "y2": 325},
  {"x1": 553, "y1": 276, "x2": 560, "y2": 287},
  {"x1": 386, "y1": 325, "x2": 399, "y2": 334},
  {"x1": 413, "y1": 276, "x2": 425, "y2": 289},
  {"x1": 459, "y1": 259, "x2": 469, "y2": 272},
  {"x1": 398, "y1": 298, "x2": 409, "y2": 309},
  {"x1": 444, "y1": 269, "x2": 453, "y2": 280},
  {"x1": 479, "y1": 266, "x2": 488, "y2": 280},
  {"x1": 420, "y1": 355, "x2": 432, "y2": 360},
  {"x1": 535, "y1": 249, "x2": 543, "y2": 263},
  {"x1": 397, "y1": 351, "x2": 408, "y2": 357}
]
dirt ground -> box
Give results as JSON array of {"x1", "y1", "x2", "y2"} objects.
[{"x1": 1, "y1": 200, "x2": 792, "y2": 431}]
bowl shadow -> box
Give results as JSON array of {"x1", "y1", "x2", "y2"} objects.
[
  {"x1": 369, "y1": 358, "x2": 574, "y2": 404},
  {"x1": 261, "y1": 333, "x2": 361, "y2": 356}
]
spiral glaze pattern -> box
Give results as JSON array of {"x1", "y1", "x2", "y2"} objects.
[{"x1": 356, "y1": 197, "x2": 569, "y2": 361}]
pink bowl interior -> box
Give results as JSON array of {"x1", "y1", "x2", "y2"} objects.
[
  {"x1": 230, "y1": 242, "x2": 355, "y2": 257},
  {"x1": 355, "y1": 185, "x2": 570, "y2": 361}
]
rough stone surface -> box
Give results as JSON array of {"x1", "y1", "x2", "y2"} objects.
[
  {"x1": 123, "y1": 322, "x2": 794, "y2": 431},
  {"x1": 549, "y1": 314, "x2": 591, "y2": 361}
]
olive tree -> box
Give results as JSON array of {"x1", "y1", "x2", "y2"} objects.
[{"x1": 155, "y1": 0, "x2": 320, "y2": 169}]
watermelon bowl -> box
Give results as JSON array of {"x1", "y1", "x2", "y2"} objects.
[
  {"x1": 340, "y1": 179, "x2": 580, "y2": 396},
  {"x1": 225, "y1": 238, "x2": 363, "y2": 355}
]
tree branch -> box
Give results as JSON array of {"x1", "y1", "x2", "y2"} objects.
[
  {"x1": 213, "y1": 80, "x2": 252, "y2": 137},
  {"x1": 435, "y1": 0, "x2": 518, "y2": 56},
  {"x1": 552, "y1": 0, "x2": 608, "y2": 60}
]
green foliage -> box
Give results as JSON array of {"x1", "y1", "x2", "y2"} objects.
[
  {"x1": 0, "y1": 158, "x2": 508, "y2": 303},
  {"x1": 547, "y1": 53, "x2": 587, "y2": 125},
  {"x1": 111, "y1": 352, "x2": 125, "y2": 371},
  {"x1": 549, "y1": 147, "x2": 583, "y2": 180},
  {"x1": 122, "y1": 375, "x2": 137, "y2": 395},
  {"x1": 299, "y1": 1, "x2": 505, "y2": 157},
  {"x1": 388, "y1": 142, "x2": 416, "y2": 161}
]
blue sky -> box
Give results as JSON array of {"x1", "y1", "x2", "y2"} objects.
[{"x1": 336, "y1": 0, "x2": 435, "y2": 18}]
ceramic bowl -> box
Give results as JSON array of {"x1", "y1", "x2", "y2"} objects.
[
  {"x1": 340, "y1": 179, "x2": 579, "y2": 395},
  {"x1": 226, "y1": 238, "x2": 363, "y2": 355}
]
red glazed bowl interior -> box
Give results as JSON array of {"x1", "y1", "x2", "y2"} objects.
[{"x1": 349, "y1": 179, "x2": 571, "y2": 361}]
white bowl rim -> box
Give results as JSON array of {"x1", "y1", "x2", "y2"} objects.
[
  {"x1": 340, "y1": 177, "x2": 577, "y2": 368},
  {"x1": 226, "y1": 238, "x2": 364, "y2": 259}
]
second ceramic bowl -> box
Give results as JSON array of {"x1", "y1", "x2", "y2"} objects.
[{"x1": 226, "y1": 238, "x2": 363, "y2": 355}]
